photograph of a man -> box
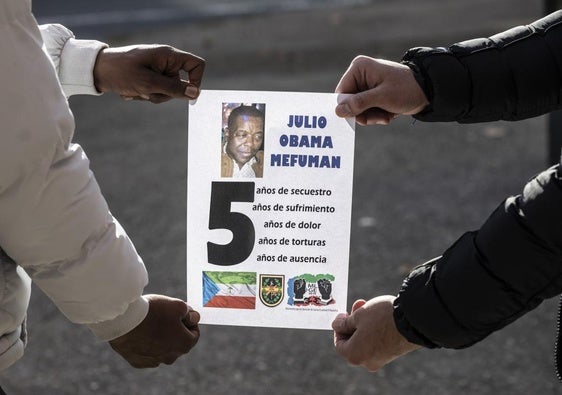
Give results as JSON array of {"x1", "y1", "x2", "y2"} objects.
[{"x1": 221, "y1": 103, "x2": 265, "y2": 178}]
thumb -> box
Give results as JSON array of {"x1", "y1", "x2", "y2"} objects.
[
  {"x1": 182, "y1": 308, "x2": 200, "y2": 329},
  {"x1": 144, "y1": 72, "x2": 200, "y2": 100},
  {"x1": 335, "y1": 90, "x2": 378, "y2": 118},
  {"x1": 332, "y1": 312, "x2": 356, "y2": 335},
  {"x1": 333, "y1": 313, "x2": 357, "y2": 357},
  {"x1": 351, "y1": 299, "x2": 367, "y2": 313}
]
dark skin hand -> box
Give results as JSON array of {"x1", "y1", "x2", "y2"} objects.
[
  {"x1": 92, "y1": 44, "x2": 204, "y2": 368},
  {"x1": 109, "y1": 294, "x2": 201, "y2": 368},
  {"x1": 93, "y1": 44, "x2": 205, "y2": 103}
]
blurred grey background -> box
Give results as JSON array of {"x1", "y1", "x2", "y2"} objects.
[{"x1": 1, "y1": 0, "x2": 560, "y2": 394}]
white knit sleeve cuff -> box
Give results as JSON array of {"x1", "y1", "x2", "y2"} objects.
[
  {"x1": 87, "y1": 296, "x2": 149, "y2": 341},
  {"x1": 59, "y1": 38, "x2": 108, "y2": 96}
]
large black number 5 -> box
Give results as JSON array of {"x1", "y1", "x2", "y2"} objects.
[{"x1": 207, "y1": 181, "x2": 255, "y2": 265}]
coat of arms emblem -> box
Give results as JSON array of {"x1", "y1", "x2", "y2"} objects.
[{"x1": 259, "y1": 275, "x2": 285, "y2": 307}]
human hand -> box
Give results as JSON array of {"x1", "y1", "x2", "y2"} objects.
[
  {"x1": 93, "y1": 45, "x2": 205, "y2": 103},
  {"x1": 332, "y1": 295, "x2": 420, "y2": 372},
  {"x1": 108, "y1": 294, "x2": 200, "y2": 368},
  {"x1": 335, "y1": 55, "x2": 428, "y2": 125}
]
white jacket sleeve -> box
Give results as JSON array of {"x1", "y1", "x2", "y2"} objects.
[
  {"x1": 0, "y1": 1, "x2": 148, "y2": 341},
  {"x1": 39, "y1": 23, "x2": 107, "y2": 97}
]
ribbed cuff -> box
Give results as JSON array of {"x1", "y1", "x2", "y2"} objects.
[
  {"x1": 59, "y1": 38, "x2": 108, "y2": 96},
  {"x1": 87, "y1": 296, "x2": 149, "y2": 341}
]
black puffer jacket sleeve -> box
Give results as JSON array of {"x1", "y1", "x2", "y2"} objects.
[
  {"x1": 394, "y1": 164, "x2": 562, "y2": 349},
  {"x1": 393, "y1": 11, "x2": 562, "y2": 350},
  {"x1": 402, "y1": 11, "x2": 562, "y2": 123}
]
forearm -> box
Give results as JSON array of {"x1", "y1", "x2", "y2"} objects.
[
  {"x1": 403, "y1": 11, "x2": 562, "y2": 123},
  {"x1": 394, "y1": 164, "x2": 562, "y2": 348},
  {"x1": 1, "y1": 8, "x2": 148, "y2": 337}
]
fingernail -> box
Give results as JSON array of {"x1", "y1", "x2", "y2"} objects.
[
  {"x1": 122, "y1": 96, "x2": 134, "y2": 101},
  {"x1": 337, "y1": 103, "x2": 352, "y2": 117},
  {"x1": 140, "y1": 94, "x2": 150, "y2": 100},
  {"x1": 185, "y1": 84, "x2": 199, "y2": 98},
  {"x1": 187, "y1": 310, "x2": 200, "y2": 325}
]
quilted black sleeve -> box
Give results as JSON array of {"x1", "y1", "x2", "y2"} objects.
[
  {"x1": 402, "y1": 11, "x2": 562, "y2": 123},
  {"x1": 393, "y1": 164, "x2": 562, "y2": 349}
]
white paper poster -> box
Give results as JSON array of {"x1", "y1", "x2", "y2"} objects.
[{"x1": 187, "y1": 90, "x2": 354, "y2": 330}]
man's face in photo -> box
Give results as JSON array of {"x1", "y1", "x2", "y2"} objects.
[{"x1": 225, "y1": 114, "x2": 264, "y2": 168}]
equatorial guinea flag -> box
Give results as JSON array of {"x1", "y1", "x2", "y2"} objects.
[{"x1": 203, "y1": 271, "x2": 257, "y2": 309}]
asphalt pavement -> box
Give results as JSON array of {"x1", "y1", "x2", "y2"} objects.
[{"x1": 2, "y1": 0, "x2": 560, "y2": 394}]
